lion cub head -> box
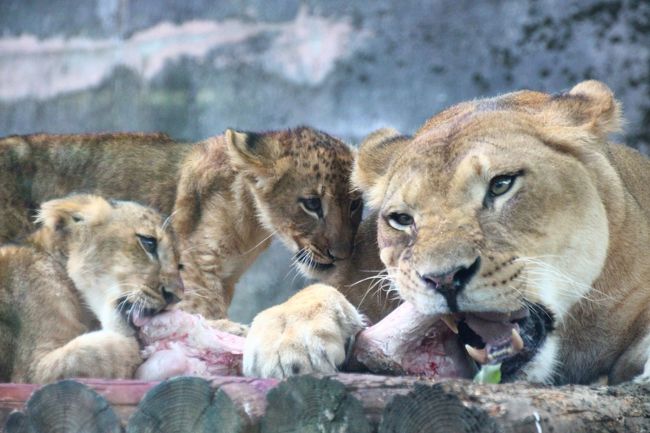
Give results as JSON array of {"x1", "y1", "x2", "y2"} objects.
[
  {"x1": 225, "y1": 127, "x2": 363, "y2": 278},
  {"x1": 355, "y1": 81, "x2": 623, "y2": 379},
  {"x1": 32, "y1": 194, "x2": 184, "y2": 336}
]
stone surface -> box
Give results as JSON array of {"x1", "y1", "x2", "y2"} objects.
[{"x1": 1, "y1": 0, "x2": 648, "y2": 321}]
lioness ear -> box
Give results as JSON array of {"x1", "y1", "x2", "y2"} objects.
[
  {"x1": 37, "y1": 194, "x2": 112, "y2": 232},
  {"x1": 352, "y1": 128, "x2": 410, "y2": 209},
  {"x1": 225, "y1": 128, "x2": 278, "y2": 173},
  {"x1": 552, "y1": 80, "x2": 622, "y2": 136}
]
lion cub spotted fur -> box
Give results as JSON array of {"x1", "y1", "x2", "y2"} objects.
[
  {"x1": 0, "y1": 128, "x2": 361, "y2": 320},
  {"x1": 0, "y1": 194, "x2": 183, "y2": 383}
]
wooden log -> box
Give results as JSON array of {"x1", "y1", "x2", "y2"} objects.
[
  {"x1": 0, "y1": 379, "x2": 158, "y2": 426},
  {"x1": 3, "y1": 376, "x2": 650, "y2": 432},
  {"x1": 126, "y1": 376, "x2": 217, "y2": 433},
  {"x1": 209, "y1": 377, "x2": 278, "y2": 433},
  {"x1": 378, "y1": 380, "x2": 650, "y2": 433},
  {"x1": 259, "y1": 376, "x2": 372, "y2": 433},
  {"x1": 3, "y1": 380, "x2": 121, "y2": 433}
]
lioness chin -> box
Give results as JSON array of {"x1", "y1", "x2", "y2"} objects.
[
  {"x1": 0, "y1": 127, "x2": 362, "y2": 321},
  {"x1": 245, "y1": 81, "x2": 650, "y2": 385},
  {"x1": 0, "y1": 194, "x2": 183, "y2": 383}
]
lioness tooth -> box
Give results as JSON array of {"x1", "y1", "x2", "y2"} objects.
[
  {"x1": 465, "y1": 344, "x2": 488, "y2": 364},
  {"x1": 441, "y1": 314, "x2": 459, "y2": 334},
  {"x1": 511, "y1": 328, "x2": 524, "y2": 352}
]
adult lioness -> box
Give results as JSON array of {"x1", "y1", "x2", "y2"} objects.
[
  {"x1": 245, "y1": 81, "x2": 650, "y2": 385},
  {"x1": 0, "y1": 194, "x2": 183, "y2": 382},
  {"x1": 0, "y1": 128, "x2": 362, "y2": 320}
]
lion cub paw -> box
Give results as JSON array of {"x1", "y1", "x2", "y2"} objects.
[
  {"x1": 243, "y1": 284, "x2": 365, "y2": 379},
  {"x1": 34, "y1": 330, "x2": 142, "y2": 382}
]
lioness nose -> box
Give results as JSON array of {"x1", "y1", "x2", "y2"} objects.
[{"x1": 420, "y1": 257, "x2": 481, "y2": 305}]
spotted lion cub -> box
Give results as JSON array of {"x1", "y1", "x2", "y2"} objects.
[{"x1": 0, "y1": 194, "x2": 183, "y2": 383}]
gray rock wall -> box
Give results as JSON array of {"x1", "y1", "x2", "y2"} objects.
[{"x1": 1, "y1": 0, "x2": 648, "y2": 322}]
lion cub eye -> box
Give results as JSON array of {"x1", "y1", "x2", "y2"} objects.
[
  {"x1": 137, "y1": 235, "x2": 158, "y2": 256},
  {"x1": 387, "y1": 212, "x2": 414, "y2": 231},
  {"x1": 488, "y1": 174, "x2": 517, "y2": 197},
  {"x1": 299, "y1": 197, "x2": 323, "y2": 217}
]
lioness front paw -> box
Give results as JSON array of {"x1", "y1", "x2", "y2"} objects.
[{"x1": 243, "y1": 284, "x2": 365, "y2": 379}]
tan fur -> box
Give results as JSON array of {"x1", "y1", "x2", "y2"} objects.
[
  {"x1": 243, "y1": 284, "x2": 365, "y2": 378},
  {"x1": 0, "y1": 128, "x2": 361, "y2": 320},
  {"x1": 246, "y1": 81, "x2": 650, "y2": 384},
  {"x1": 0, "y1": 194, "x2": 183, "y2": 382}
]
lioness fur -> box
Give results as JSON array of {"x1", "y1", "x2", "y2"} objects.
[
  {"x1": 245, "y1": 81, "x2": 650, "y2": 385},
  {"x1": 0, "y1": 194, "x2": 183, "y2": 382},
  {"x1": 0, "y1": 128, "x2": 362, "y2": 320}
]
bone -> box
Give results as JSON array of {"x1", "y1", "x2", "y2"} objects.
[
  {"x1": 137, "y1": 303, "x2": 473, "y2": 380},
  {"x1": 350, "y1": 302, "x2": 475, "y2": 378}
]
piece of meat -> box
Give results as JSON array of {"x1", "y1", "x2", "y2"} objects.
[
  {"x1": 135, "y1": 310, "x2": 245, "y2": 381},
  {"x1": 350, "y1": 302, "x2": 476, "y2": 379},
  {"x1": 136, "y1": 303, "x2": 522, "y2": 381}
]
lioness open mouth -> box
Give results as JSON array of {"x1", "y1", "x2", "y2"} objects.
[
  {"x1": 294, "y1": 249, "x2": 335, "y2": 272},
  {"x1": 352, "y1": 302, "x2": 554, "y2": 381}
]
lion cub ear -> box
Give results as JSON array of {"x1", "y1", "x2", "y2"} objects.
[
  {"x1": 37, "y1": 194, "x2": 112, "y2": 232},
  {"x1": 553, "y1": 80, "x2": 622, "y2": 137},
  {"x1": 225, "y1": 129, "x2": 279, "y2": 175},
  {"x1": 353, "y1": 128, "x2": 411, "y2": 209}
]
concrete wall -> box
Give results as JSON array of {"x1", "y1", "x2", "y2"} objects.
[{"x1": 1, "y1": 0, "x2": 648, "y2": 322}]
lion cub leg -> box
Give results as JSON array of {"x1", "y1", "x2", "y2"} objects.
[
  {"x1": 31, "y1": 330, "x2": 141, "y2": 383},
  {"x1": 243, "y1": 284, "x2": 365, "y2": 379}
]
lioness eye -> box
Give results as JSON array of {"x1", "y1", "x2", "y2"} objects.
[
  {"x1": 350, "y1": 198, "x2": 362, "y2": 213},
  {"x1": 137, "y1": 235, "x2": 158, "y2": 256},
  {"x1": 387, "y1": 212, "x2": 413, "y2": 231},
  {"x1": 488, "y1": 175, "x2": 516, "y2": 197},
  {"x1": 299, "y1": 197, "x2": 323, "y2": 216}
]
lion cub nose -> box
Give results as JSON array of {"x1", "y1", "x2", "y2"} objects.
[
  {"x1": 419, "y1": 257, "x2": 481, "y2": 310},
  {"x1": 161, "y1": 286, "x2": 181, "y2": 305}
]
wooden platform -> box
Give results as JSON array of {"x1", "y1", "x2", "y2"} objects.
[{"x1": 1, "y1": 375, "x2": 649, "y2": 432}]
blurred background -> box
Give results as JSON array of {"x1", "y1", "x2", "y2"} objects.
[{"x1": 1, "y1": 0, "x2": 648, "y2": 323}]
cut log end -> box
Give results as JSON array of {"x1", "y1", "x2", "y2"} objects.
[
  {"x1": 379, "y1": 383, "x2": 498, "y2": 433},
  {"x1": 4, "y1": 380, "x2": 120, "y2": 433},
  {"x1": 126, "y1": 376, "x2": 217, "y2": 433},
  {"x1": 260, "y1": 375, "x2": 372, "y2": 433}
]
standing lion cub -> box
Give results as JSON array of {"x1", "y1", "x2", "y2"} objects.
[
  {"x1": 0, "y1": 127, "x2": 362, "y2": 320},
  {"x1": 0, "y1": 194, "x2": 183, "y2": 383}
]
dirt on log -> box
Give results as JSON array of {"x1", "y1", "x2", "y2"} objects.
[{"x1": 2, "y1": 375, "x2": 650, "y2": 432}]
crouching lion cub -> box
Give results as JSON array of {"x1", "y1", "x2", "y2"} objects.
[
  {"x1": 0, "y1": 194, "x2": 183, "y2": 383},
  {"x1": 245, "y1": 80, "x2": 650, "y2": 385}
]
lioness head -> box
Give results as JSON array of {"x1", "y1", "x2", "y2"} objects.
[
  {"x1": 355, "y1": 81, "x2": 623, "y2": 380},
  {"x1": 226, "y1": 127, "x2": 363, "y2": 278},
  {"x1": 33, "y1": 194, "x2": 184, "y2": 336}
]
